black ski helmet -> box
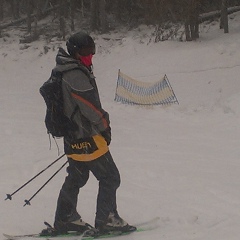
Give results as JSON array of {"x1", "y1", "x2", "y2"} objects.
[{"x1": 66, "y1": 31, "x2": 95, "y2": 57}]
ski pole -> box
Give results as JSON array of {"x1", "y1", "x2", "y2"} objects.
[
  {"x1": 5, "y1": 153, "x2": 65, "y2": 201},
  {"x1": 24, "y1": 160, "x2": 68, "y2": 206}
]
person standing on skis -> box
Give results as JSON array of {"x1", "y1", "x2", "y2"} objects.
[{"x1": 43, "y1": 31, "x2": 136, "y2": 235}]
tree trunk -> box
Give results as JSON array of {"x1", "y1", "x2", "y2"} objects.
[
  {"x1": 99, "y1": 0, "x2": 107, "y2": 32},
  {"x1": 10, "y1": 0, "x2": 20, "y2": 19},
  {"x1": 27, "y1": 0, "x2": 32, "y2": 33},
  {"x1": 34, "y1": 0, "x2": 41, "y2": 38},
  {"x1": 59, "y1": 0, "x2": 66, "y2": 40},
  {"x1": 15, "y1": 0, "x2": 20, "y2": 19},
  {"x1": 115, "y1": 0, "x2": 122, "y2": 22},
  {"x1": 220, "y1": 0, "x2": 229, "y2": 33},
  {"x1": 184, "y1": 0, "x2": 200, "y2": 41},
  {"x1": 0, "y1": 0, "x2": 3, "y2": 20},
  {"x1": 199, "y1": 6, "x2": 240, "y2": 22},
  {"x1": 70, "y1": 0, "x2": 76, "y2": 31},
  {"x1": 91, "y1": 0, "x2": 98, "y2": 31}
]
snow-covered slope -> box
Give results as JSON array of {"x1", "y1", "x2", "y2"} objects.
[{"x1": 1, "y1": 12, "x2": 240, "y2": 240}]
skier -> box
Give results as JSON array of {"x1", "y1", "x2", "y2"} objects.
[{"x1": 43, "y1": 31, "x2": 136, "y2": 235}]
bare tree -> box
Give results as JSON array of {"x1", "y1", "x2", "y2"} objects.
[
  {"x1": 0, "y1": 0, "x2": 3, "y2": 20},
  {"x1": 70, "y1": 0, "x2": 76, "y2": 31},
  {"x1": 184, "y1": 0, "x2": 200, "y2": 41},
  {"x1": 90, "y1": 0, "x2": 107, "y2": 32},
  {"x1": 220, "y1": 0, "x2": 229, "y2": 33},
  {"x1": 33, "y1": 0, "x2": 42, "y2": 38},
  {"x1": 115, "y1": 0, "x2": 122, "y2": 22},
  {"x1": 26, "y1": 0, "x2": 33, "y2": 33},
  {"x1": 90, "y1": 0, "x2": 99, "y2": 31},
  {"x1": 9, "y1": 0, "x2": 20, "y2": 19},
  {"x1": 99, "y1": 0, "x2": 107, "y2": 32},
  {"x1": 59, "y1": 0, "x2": 66, "y2": 39}
]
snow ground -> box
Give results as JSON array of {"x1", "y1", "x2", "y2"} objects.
[{"x1": 1, "y1": 12, "x2": 240, "y2": 240}]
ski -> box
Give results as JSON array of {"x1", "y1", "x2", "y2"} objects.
[
  {"x1": 3, "y1": 234, "x2": 40, "y2": 240},
  {"x1": 83, "y1": 228, "x2": 141, "y2": 240},
  {"x1": 3, "y1": 231, "x2": 83, "y2": 239},
  {"x1": 82, "y1": 217, "x2": 160, "y2": 240},
  {"x1": 3, "y1": 217, "x2": 159, "y2": 240}
]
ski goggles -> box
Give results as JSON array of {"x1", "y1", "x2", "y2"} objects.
[{"x1": 79, "y1": 44, "x2": 95, "y2": 56}]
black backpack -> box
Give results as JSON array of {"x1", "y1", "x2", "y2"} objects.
[{"x1": 40, "y1": 69, "x2": 77, "y2": 138}]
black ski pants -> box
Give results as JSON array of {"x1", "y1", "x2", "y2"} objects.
[{"x1": 54, "y1": 151, "x2": 121, "y2": 228}]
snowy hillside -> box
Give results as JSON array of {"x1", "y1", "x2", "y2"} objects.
[{"x1": 1, "y1": 12, "x2": 240, "y2": 240}]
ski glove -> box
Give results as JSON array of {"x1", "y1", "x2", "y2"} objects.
[{"x1": 101, "y1": 127, "x2": 111, "y2": 146}]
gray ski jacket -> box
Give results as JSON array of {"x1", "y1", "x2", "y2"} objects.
[{"x1": 54, "y1": 48, "x2": 110, "y2": 161}]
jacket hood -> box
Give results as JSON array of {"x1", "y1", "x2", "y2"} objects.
[{"x1": 54, "y1": 47, "x2": 79, "y2": 72}]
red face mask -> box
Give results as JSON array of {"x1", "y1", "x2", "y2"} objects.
[{"x1": 79, "y1": 54, "x2": 93, "y2": 67}]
